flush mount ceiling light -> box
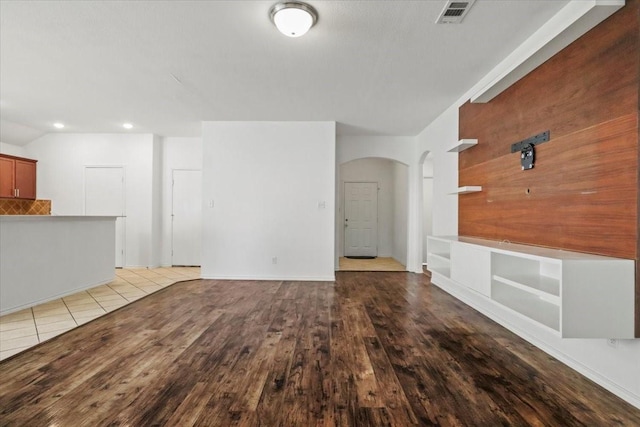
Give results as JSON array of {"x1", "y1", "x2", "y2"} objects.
[
  {"x1": 269, "y1": 2, "x2": 318, "y2": 38},
  {"x1": 123, "y1": 123, "x2": 133, "y2": 129},
  {"x1": 53, "y1": 122, "x2": 64, "y2": 129}
]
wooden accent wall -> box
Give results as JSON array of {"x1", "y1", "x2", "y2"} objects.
[{"x1": 458, "y1": 1, "x2": 639, "y2": 334}]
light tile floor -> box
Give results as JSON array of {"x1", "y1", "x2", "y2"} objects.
[
  {"x1": 0, "y1": 267, "x2": 200, "y2": 361},
  {"x1": 339, "y1": 256, "x2": 406, "y2": 271}
]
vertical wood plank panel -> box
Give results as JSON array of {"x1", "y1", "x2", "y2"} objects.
[{"x1": 636, "y1": 0, "x2": 640, "y2": 338}]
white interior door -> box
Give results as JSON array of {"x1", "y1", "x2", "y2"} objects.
[
  {"x1": 172, "y1": 169, "x2": 202, "y2": 266},
  {"x1": 85, "y1": 167, "x2": 125, "y2": 267},
  {"x1": 344, "y1": 182, "x2": 378, "y2": 257}
]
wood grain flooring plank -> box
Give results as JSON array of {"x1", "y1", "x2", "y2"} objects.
[
  {"x1": 162, "y1": 381, "x2": 211, "y2": 426},
  {"x1": 341, "y1": 302, "x2": 384, "y2": 408},
  {"x1": 0, "y1": 326, "x2": 160, "y2": 424},
  {"x1": 414, "y1": 285, "x2": 621, "y2": 426},
  {"x1": 133, "y1": 325, "x2": 265, "y2": 424},
  {"x1": 328, "y1": 302, "x2": 358, "y2": 427},
  {"x1": 255, "y1": 316, "x2": 298, "y2": 425},
  {"x1": 1, "y1": 273, "x2": 639, "y2": 426},
  {"x1": 366, "y1": 274, "x2": 533, "y2": 426},
  {"x1": 362, "y1": 336, "x2": 419, "y2": 426},
  {"x1": 21, "y1": 311, "x2": 225, "y2": 426}
]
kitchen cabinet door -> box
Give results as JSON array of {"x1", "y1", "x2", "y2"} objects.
[
  {"x1": 0, "y1": 157, "x2": 15, "y2": 198},
  {"x1": 15, "y1": 159, "x2": 36, "y2": 199},
  {"x1": 0, "y1": 154, "x2": 37, "y2": 199}
]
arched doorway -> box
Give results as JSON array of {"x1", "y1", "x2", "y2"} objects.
[{"x1": 337, "y1": 157, "x2": 408, "y2": 271}]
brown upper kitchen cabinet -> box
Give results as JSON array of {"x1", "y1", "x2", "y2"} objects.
[{"x1": 0, "y1": 154, "x2": 37, "y2": 199}]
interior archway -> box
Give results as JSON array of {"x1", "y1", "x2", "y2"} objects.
[{"x1": 337, "y1": 157, "x2": 408, "y2": 272}]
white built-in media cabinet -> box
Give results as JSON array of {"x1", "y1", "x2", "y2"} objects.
[{"x1": 427, "y1": 236, "x2": 635, "y2": 338}]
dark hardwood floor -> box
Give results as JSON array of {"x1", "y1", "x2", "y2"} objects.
[{"x1": 1, "y1": 272, "x2": 638, "y2": 426}]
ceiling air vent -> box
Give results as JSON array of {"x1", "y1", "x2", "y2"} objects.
[{"x1": 436, "y1": 0, "x2": 476, "y2": 24}]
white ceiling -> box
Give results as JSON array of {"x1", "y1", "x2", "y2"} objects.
[{"x1": 0, "y1": 0, "x2": 570, "y2": 145}]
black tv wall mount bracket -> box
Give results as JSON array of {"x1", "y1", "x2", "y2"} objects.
[{"x1": 511, "y1": 130, "x2": 550, "y2": 170}]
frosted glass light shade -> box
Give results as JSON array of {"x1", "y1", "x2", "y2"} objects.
[{"x1": 270, "y1": 2, "x2": 318, "y2": 38}]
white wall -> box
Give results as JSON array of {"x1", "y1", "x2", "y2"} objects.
[
  {"x1": 22, "y1": 133, "x2": 156, "y2": 268},
  {"x1": 416, "y1": 105, "x2": 459, "y2": 240},
  {"x1": 392, "y1": 162, "x2": 408, "y2": 265},
  {"x1": 338, "y1": 159, "x2": 394, "y2": 257},
  {"x1": 422, "y1": 156, "x2": 434, "y2": 263},
  {"x1": 0, "y1": 142, "x2": 28, "y2": 157},
  {"x1": 151, "y1": 135, "x2": 163, "y2": 267},
  {"x1": 160, "y1": 137, "x2": 203, "y2": 266},
  {"x1": 201, "y1": 121, "x2": 335, "y2": 281}
]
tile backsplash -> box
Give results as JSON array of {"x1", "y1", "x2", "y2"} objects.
[{"x1": 0, "y1": 199, "x2": 51, "y2": 215}]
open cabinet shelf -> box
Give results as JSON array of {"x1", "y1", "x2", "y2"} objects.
[
  {"x1": 427, "y1": 236, "x2": 635, "y2": 338},
  {"x1": 426, "y1": 236, "x2": 453, "y2": 279},
  {"x1": 492, "y1": 282, "x2": 560, "y2": 331},
  {"x1": 492, "y1": 274, "x2": 560, "y2": 304}
]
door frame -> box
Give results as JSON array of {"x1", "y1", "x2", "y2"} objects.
[
  {"x1": 171, "y1": 168, "x2": 202, "y2": 266},
  {"x1": 343, "y1": 181, "x2": 379, "y2": 257},
  {"x1": 83, "y1": 165, "x2": 126, "y2": 267}
]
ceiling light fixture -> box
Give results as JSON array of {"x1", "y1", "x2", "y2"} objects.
[
  {"x1": 53, "y1": 123, "x2": 64, "y2": 129},
  {"x1": 123, "y1": 123, "x2": 133, "y2": 129},
  {"x1": 269, "y1": 2, "x2": 318, "y2": 38}
]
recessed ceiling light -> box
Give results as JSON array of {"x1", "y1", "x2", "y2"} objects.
[
  {"x1": 123, "y1": 123, "x2": 133, "y2": 129},
  {"x1": 53, "y1": 123, "x2": 64, "y2": 129},
  {"x1": 270, "y1": 2, "x2": 318, "y2": 37}
]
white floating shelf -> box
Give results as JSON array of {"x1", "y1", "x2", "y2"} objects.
[
  {"x1": 447, "y1": 139, "x2": 478, "y2": 153},
  {"x1": 450, "y1": 186, "x2": 482, "y2": 194}
]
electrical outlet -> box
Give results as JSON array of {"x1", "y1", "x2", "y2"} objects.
[
  {"x1": 607, "y1": 338, "x2": 618, "y2": 348},
  {"x1": 272, "y1": 256, "x2": 278, "y2": 265}
]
